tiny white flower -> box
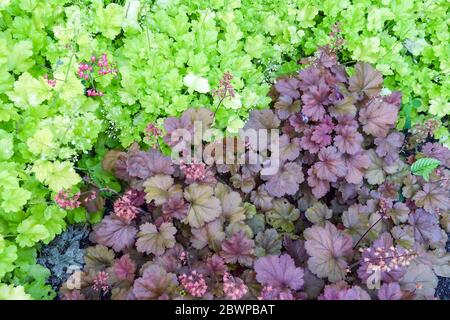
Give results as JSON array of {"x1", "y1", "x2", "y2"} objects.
[
  {"x1": 380, "y1": 87, "x2": 392, "y2": 96},
  {"x1": 404, "y1": 38, "x2": 428, "y2": 56}
]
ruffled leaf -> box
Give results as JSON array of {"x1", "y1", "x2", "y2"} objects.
[
  {"x1": 266, "y1": 199, "x2": 300, "y2": 233},
  {"x1": 254, "y1": 254, "x2": 304, "y2": 290},
  {"x1": 255, "y1": 229, "x2": 282, "y2": 257},
  {"x1": 93, "y1": 216, "x2": 137, "y2": 252},
  {"x1": 412, "y1": 183, "x2": 450, "y2": 213},
  {"x1": 136, "y1": 222, "x2": 177, "y2": 256},
  {"x1": 191, "y1": 219, "x2": 225, "y2": 251},
  {"x1": 378, "y1": 283, "x2": 403, "y2": 300},
  {"x1": 304, "y1": 222, "x2": 353, "y2": 282},
  {"x1": 305, "y1": 203, "x2": 332, "y2": 226},
  {"x1": 262, "y1": 162, "x2": 304, "y2": 197},
  {"x1": 312, "y1": 146, "x2": 347, "y2": 182},
  {"x1": 132, "y1": 265, "x2": 178, "y2": 300},
  {"x1": 400, "y1": 262, "x2": 438, "y2": 299},
  {"x1": 408, "y1": 209, "x2": 444, "y2": 246},
  {"x1": 144, "y1": 174, "x2": 182, "y2": 206},
  {"x1": 220, "y1": 231, "x2": 255, "y2": 267},
  {"x1": 359, "y1": 100, "x2": 398, "y2": 138},
  {"x1": 348, "y1": 62, "x2": 382, "y2": 97},
  {"x1": 184, "y1": 184, "x2": 222, "y2": 228}
]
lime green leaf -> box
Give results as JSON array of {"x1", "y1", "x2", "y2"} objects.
[
  {"x1": 351, "y1": 37, "x2": 384, "y2": 64},
  {"x1": 41, "y1": 205, "x2": 66, "y2": 242},
  {"x1": 0, "y1": 0, "x2": 11, "y2": 9},
  {"x1": 16, "y1": 220, "x2": 50, "y2": 247},
  {"x1": 0, "y1": 168, "x2": 19, "y2": 189},
  {"x1": 6, "y1": 72, "x2": 51, "y2": 108},
  {"x1": 32, "y1": 160, "x2": 81, "y2": 192},
  {"x1": 226, "y1": 115, "x2": 245, "y2": 135},
  {"x1": 429, "y1": 97, "x2": 450, "y2": 117},
  {"x1": 24, "y1": 280, "x2": 55, "y2": 300},
  {"x1": 296, "y1": 5, "x2": 318, "y2": 28},
  {"x1": 0, "y1": 237, "x2": 17, "y2": 279},
  {"x1": 244, "y1": 35, "x2": 265, "y2": 59},
  {"x1": 7, "y1": 40, "x2": 34, "y2": 73},
  {"x1": 18, "y1": 0, "x2": 37, "y2": 12},
  {"x1": 27, "y1": 128, "x2": 54, "y2": 156},
  {"x1": 0, "y1": 129, "x2": 13, "y2": 160},
  {"x1": 95, "y1": 3, "x2": 124, "y2": 39},
  {"x1": 0, "y1": 284, "x2": 31, "y2": 300},
  {"x1": 0, "y1": 103, "x2": 18, "y2": 122},
  {"x1": 1, "y1": 187, "x2": 31, "y2": 213},
  {"x1": 59, "y1": 76, "x2": 84, "y2": 102}
]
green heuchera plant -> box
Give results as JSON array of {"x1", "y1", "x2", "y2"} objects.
[{"x1": 0, "y1": 0, "x2": 108, "y2": 298}]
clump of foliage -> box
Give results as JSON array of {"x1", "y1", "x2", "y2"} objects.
[
  {"x1": 60, "y1": 48, "x2": 450, "y2": 300},
  {"x1": 0, "y1": 1, "x2": 121, "y2": 298},
  {"x1": 0, "y1": 0, "x2": 448, "y2": 298}
]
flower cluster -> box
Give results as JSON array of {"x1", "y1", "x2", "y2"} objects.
[
  {"x1": 77, "y1": 63, "x2": 93, "y2": 80},
  {"x1": 144, "y1": 123, "x2": 162, "y2": 148},
  {"x1": 77, "y1": 53, "x2": 117, "y2": 97},
  {"x1": 78, "y1": 54, "x2": 117, "y2": 79},
  {"x1": 213, "y1": 72, "x2": 235, "y2": 100},
  {"x1": 55, "y1": 189, "x2": 98, "y2": 211},
  {"x1": 86, "y1": 88, "x2": 104, "y2": 97},
  {"x1": 328, "y1": 23, "x2": 344, "y2": 49},
  {"x1": 223, "y1": 272, "x2": 248, "y2": 300},
  {"x1": 179, "y1": 271, "x2": 208, "y2": 298},
  {"x1": 407, "y1": 119, "x2": 440, "y2": 148},
  {"x1": 179, "y1": 160, "x2": 213, "y2": 184},
  {"x1": 43, "y1": 74, "x2": 57, "y2": 87},
  {"x1": 95, "y1": 54, "x2": 116, "y2": 76},
  {"x1": 54, "y1": 190, "x2": 81, "y2": 210},
  {"x1": 113, "y1": 190, "x2": 141, "y2": 223},
  {"x1": 358, "y1": 234, "x2": 418, "y2": 289},
  {"x1": 92, "y1": 271, "x2": 110, "y2": 292},
  {"x1": 377, "y1": 198, "x2": 390, "y2": 219}
]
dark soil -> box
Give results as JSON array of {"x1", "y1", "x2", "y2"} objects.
[{"x1": 436, "y1": 236, "x2": 450, "y2": 300}]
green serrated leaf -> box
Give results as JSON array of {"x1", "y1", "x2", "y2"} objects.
[{"x1": 411, "y1": 157, "x2": 441, "y2": 181}]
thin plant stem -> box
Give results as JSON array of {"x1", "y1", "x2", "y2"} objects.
[
  {"x1": 213, "y1": 96, "x2": 225, "y2": 117},
  {"x1": 353, "y1": 216, "x2": 383, "y2": 249}
]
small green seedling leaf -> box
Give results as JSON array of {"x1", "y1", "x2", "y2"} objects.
[{"x1": 411, "y1": 157, "x2": 441, "y2": 181}]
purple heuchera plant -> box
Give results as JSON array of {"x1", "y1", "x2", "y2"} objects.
[{"x1": 61, "y1": 47, "x2": 450, "y2": 300}]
